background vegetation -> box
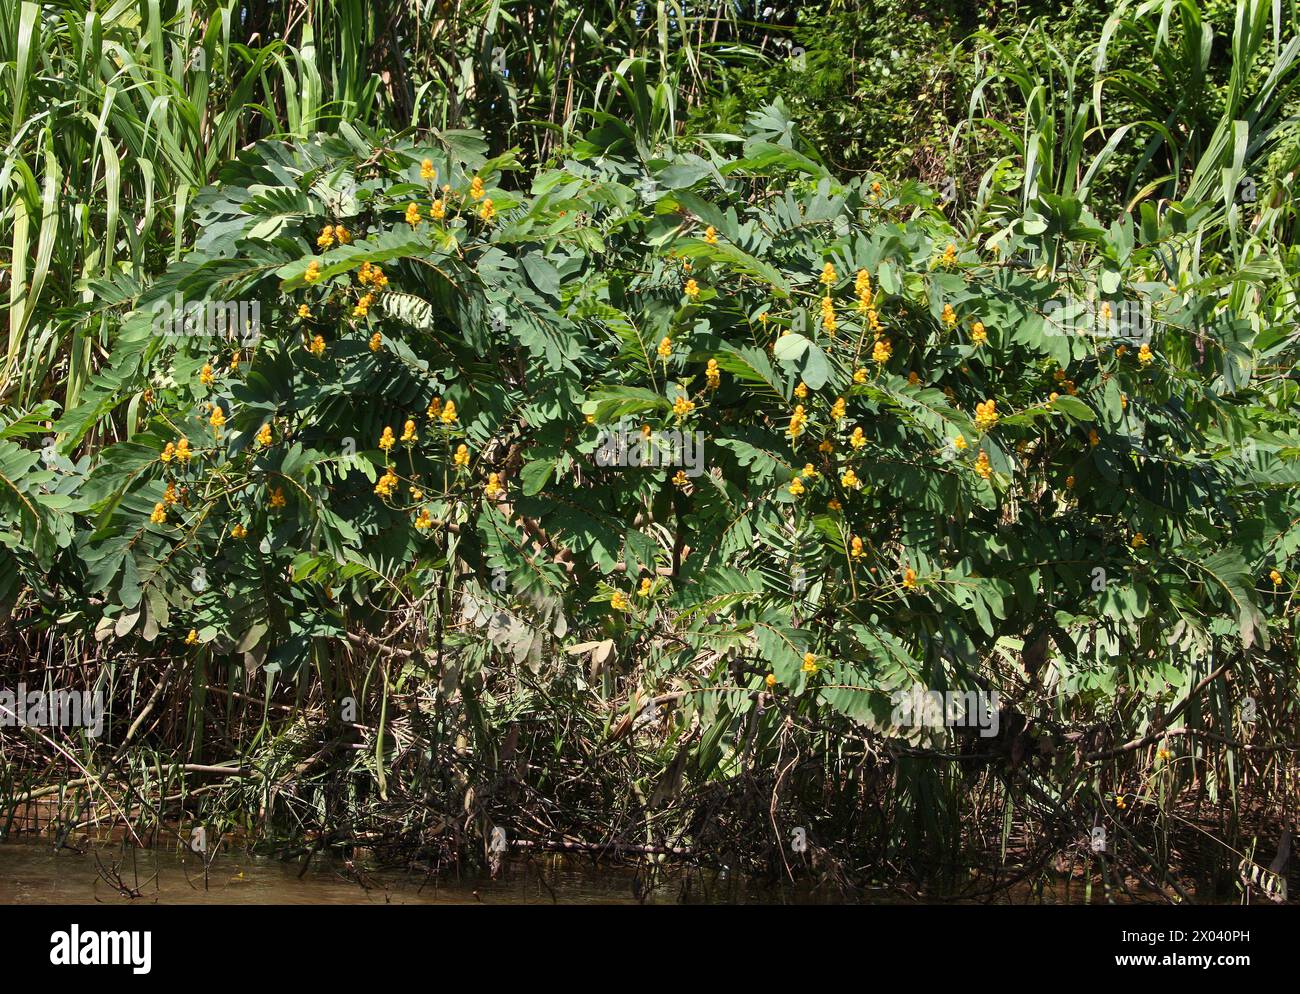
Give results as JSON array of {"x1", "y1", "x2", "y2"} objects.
[{"x1": 1, "y1": 0, "x2": 1296, "y2": 902}]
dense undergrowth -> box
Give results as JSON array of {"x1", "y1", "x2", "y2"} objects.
[{"x1": 1, "y1": 0, "x2": 1297, "y2": 901}]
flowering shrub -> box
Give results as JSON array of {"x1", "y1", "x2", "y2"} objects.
[{"x1": 5, "y1": 106, "x2": 1295, "y2": 866}]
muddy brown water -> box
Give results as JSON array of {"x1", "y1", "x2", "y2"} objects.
[{"x1": 0, "y1": 840, "x2": 1168, "y2": 904}]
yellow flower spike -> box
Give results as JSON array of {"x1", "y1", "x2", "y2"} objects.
[
  {"x1": 379, "y1": 427, "x2": 395, "y2": 452},
  {"x1": 208, "y1": 405, "x2": 226, "y2": 435},
  {"x1": 175, "y1": 438, "x2": 192, "y2": 462},
  {"x1": 150, "y1": 502, "x2": 167, "y2": 524},
  {"x1": 1138, "y1": 343, "x2": 1154, "y2": 366},
  {"x1": 485, "y1": 472, "x2": 503, "y2": 498},
  {"x1": 414, "y1": 508, "x2": 433, "y2": 530},
  {"x1": 953, "y1": 433, "x2": 967, "y2": 451},
  {"x1": 818, "y1": 439, "x2": 834, "y2": 454},
  {"x1": 850, "y1": 536, "x2": 866, "y2": 559},
  {"x1": 974, "y1": 450, "x2": 992, "y2": 479},
  {"x1": 787, "y1": 405, "x2": 808, "y2": 439},
  {"x1": 256, "y1": 423, "x2": 272, "y2": 447},
  {"x1": 298, "y1": 303, "x2": 311, "y2": 319},
  {"x1": 788, "y1": 477, "x2": 806, "y2": 497},
  {"x1": 802, "y1": 653, "x2": 818, "y2": 674},
  {"x1": 672, "y1": 394, "x2": 695, "y2": 421},
  {"x1": 672, "y1": 470, "x2": 688, "y2": 488},
  {"x1": 420, "y1": 158, "x2": 436, "y2": 181},
  {"x1": 200, "y1": 363, "x2": 215, "y2": 386},
  {"x1": 478, "y1": 198, "x2": 495, "y2": 223},
  {"x1": 610, "y1": 591, "x2": 629, "y2": 611},
  {"x1": 454, "y1": 444, "x2": 470, "y2": 469},
  {"x1": 827, "y1": 498, "x2": 842, "y2": 511},
  {"x1": 684, "y1": 279, "x2": 699, "y2": 299},
  {"x1": 765, "y1": 673, "x2": 778, "y2": 688},
  {"x1": 902, "y1": 567, "x2": 917, "y2": 589},
  {"x1": 657, "y1": 336, "x2": 673, "y2": 359},
  {"x1": 1270, "y1": 569, "x2": 1283, "y2": 587},
  {"x1": 440, "y1": 400, "x2": 458, "y2": 426},
  {"x1": 854, "y1": 269, "x2": 871, "y2": 295},
  {"x1": 162, "y1": 481, "x2": 178, "y2": 506},
  {"x1": 849, "y1": 427, "x2": 866, "y2": 449},
  {"x1": 160, "y1": 442, "x2": 175, "y2": 464},
  {"x1": 401, "y1": 419, "x2": 418, "y2": 443},
  {"x1": 907, "y1": 371, "x2": 920, "y2": 386},
  {"x1": 841, "y1": 468, "x2": 859, "y2": 489},
  {"x1": 1089, "y1": 429, "x2": 1100, "y2": 447},
  {"x1": 703, "y1": 225, "x2": 718, "y2": 245},
  {"x1": 317, "y1": 225, "x2": 335, "y2": 249},
  {"x1": 269, "y1": 485, "x2": 286, "y2": 509},
  {"x1": 974, "y1": 400, "x2": 998, "y2": 431},
  {"x1": 1130, "y1": 532, "x2": 1147, "y2": 548},
  {"x1": 304, "y1": 259, "x2": 321, "y2": 283},
  {"x1": 410, "y1": 485, "x2": 424, "y2": 500},
  {"x1": 374, "y1": 469, "x2": 398, "y2": 498},
  {"x1": 1065, "y1": 475, "x2": 1075, "y2": 489},
  {"x1": 970, "y1": 321, "x2": 987, "y2": 346},
  {"x1": 369, "y1": 332, "x2": 382, "y2": 352},
  {"x1": 705, "y1": 358, "x2": 721, "y2": 390},
  {"x1": 794, "y1": 381, "x2": 808, "y2": 400},
  {"x1": 819, "y1": 262, "x2": 837, "y2": 286},
  {"x1": 430, "y1": 199, "x2": 446, "y2": 221},
  {"x1": 801, "y1": 463, "x2": 817, "y2": 478},
  {"x1": 405, "y1": 203, "x2": 422, "y2": 228},
  {"x1": 872, "y1": 338, "x2": 892, "y2": 365},
  {"x1": 853, "y1": 367, "x2": 868, "y2": 385},
  {"x1": 638, "y1": 577, "x2": 654, "y2": 597},
  {"x1": 831, "y1": 397, "x2": 846, "y2": 421},
  {"x1": 426, "y1": 397, "x2": 443, "y2": 419},
  {"x1": 334, "y1": 225, "x2": 350, "y2": 244},
  {"x1": 941, "y1": 303, "x2": 957, "y2": 327},
  {"x1": 230, "y1": 523, "x2": 247, "y2": 540},
  {"x1": 469, "y1": 176, "x2": 485, "y2": 200},
  {"x1": 185, "y1": 629, "x2": 198, "y2": 646},
  {"x1": 308, "y1": 334, "x2": 326, "y2": 357}
]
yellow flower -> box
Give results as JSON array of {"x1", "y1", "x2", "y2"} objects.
[
  {"x1": 200, "y1": 363, "x2": 215, "y2": 386},
  {"x1": 830, "y1": 397, "x2": 846, "y2": 421},
  {"x1": 849, "y1": 427, "x2": 866, "y2": 449},
  {"x1": 974, "y1": 400, "x2": 998, "y2": 431},
  {"x1": 334, "y1": 225, "x2": 350, "y2": 244},
  {"x1": 298, "y1": 303, "x2": 311, "y2": 319},
  {"x1": 209, "y1": 405, "x2": 226, "y2": 434},
  {"x1": 1270, "y1": 569, "x2": 1283, "y2": 587},
  {"x1": 163, "y1": 481, "x2": 178, "y2": 506},
  {"x1": 304, "y1": 259, "x2": 321, "y2": 283},
  {"x1": 410, "y1": 485, "x2": 424, "y2": 500},
  {"x1": 788, "y1": 477, "x2": 806, "y2": 497},
  {"x1": 827, "y1": 498, "x2": 842, "y2": 511},
  {"x1": 801, "y1": 463, "x2": 817, "y2": 478},
  {"x1": 610, "y1": 591, "x2": 629, "y2": 611},
  {"x1": 485, "y1": 472, "x2": 503, "y2": 498},
  {"x1": 440, "y1": 400, "x2": 458, "y2": 426},
  {"x1": 703, "y1": 225, "x2": 718, "y2": 245},
  {"x1": 269, "y1": 485, "x2": 286, "y2": 509},
  {"x1": 953, "y1": 433, "x2": 967, "y2": 451},
  {"x1": 430, "y1": 199, "x2": 446, "y2": 220},
  {"x1": 941, "y1": 304, "x2": 957, "y2": 327},
  {"x1": 420, "y1": 158, "x2": 436, "y2": 181},
  {"x1": 1089, "y1": 429, "x2": 1100, "y2": 447},
  {"x1": 853, "y1": 367, "x2": 868, "y2": 385},
  {"x1": 794, "y1": 381, "x2": 808, "y2": 400},
  {"x1": 185, "y1": 629, "x2": 198, "y2": 646},
  {"x1": 872, "y1": 338, "x2": 892, "y2": 365},
  {"x1": 1065, "y1": 475, "x2": 1075, "y2": 489},
  {"x1": 705, "y1": 358, "x2": 721, "y2": 390},
  {"x1": 454, "y1": 444, "x2": 470, "y2": 469},
  {"x1": 854, "y1": 269, "x2": 871, "y2": 295},
  {"x1": 802, "y1": 652, "x2": 818, "y2": 674},
  {"x1": 374, "y1": 469, "x2": 398, "y2": 498},
  {"x1": 161, "y1": 442, "x2": 175, "y2": 463},
  {"x1": 941, "y1": 243, "x2": 957, "y2": 267},
  {"x1": 175, "y1": 438, "x2": 192, "y2": 463},
  {"x1": 414, "y1": 508, "x2": 433, "y2": 530},
  {"x1": 469, "y1": 176, "x2": 485, "y2": 200},
  {"x1": 684, "y1": 279, "x2": 699, "y2": 299},
  {"x1": 353, "y1": 293, "x2": 373, "y2": 318},
  {"x1": 672, "y1": 470, "x2": 688, "y2": 488},
  {"x1": 370, "y1": 267, "x2": 388, "y2": 290},
  {"x1": 256, "y1": 423, "x2": 272, "y2": 447},
  {"x1": 1156, "y1": 747, "x2": 1172, "y2": 764},
  {"x1": 1138, "y1": 343, "x2": 1153, "y2": 366},
  {"x1": 974, "y1": 450, "x2": 992, "y2": 479},
  {"x1": 379, "y1": 427, "x2": 395, "y2": 451},
  {"x1": 1100, "y1": 302, "x2": 1112, "y2": 322},
  {"x1": 638, "y1": 577, "x2": 654, "y2": 597},
  {"x1": 850, "y1": 536, "x2": 866, "y2": 559},
  {"x1": 908, "y1": 371, "x2": 920, "y2": 385},
  {"x1": 819, "y1": 262, "x2": 836, "y2": 286},
  {"x1": 369, "y1": 332, "x2": 382, "y2": 353},
  {"x1": 818, "y1": 439, "x2": 834, "y2": 454},
  {"x1": 902, "y1": 567, "x2": 917, "y2": 589},
  {"x1": 1114, "y1": 794, "x2": 1127, "y2": 810},
  {"x1": 787, "y1": 404, "x2": 808, "y2": 438},
  {"x1": 401, "y1": 419, "x2": 418, "y2": 443},
  {"x1": 230, "y1": 523, "x2": 247, "y2": 540},
  {"x1": 308, "y1": 334, "x2": 326, "y2": 357},
  {"x1": 150, "y1": 502, "x2": 167, "y2": 524},
  {"x1": 765, "y1": 673, "x2": 778, "y2": 688},
  {"x1": 317, "y1": 225, "x2": 335, "y2": 249},
  {"x1": 478, "y1": 199, "x2": 495, "y2": 223},
  {"x1": 970, "y1": 321, "x2": 987, "y2": 346},
  {"x1": 1120, "y1": 393, "x2": 1128, "y2": 410},
  {"x1": 672, "y1": 394, "x2": 695, "y2": 420},
  {"x1": 1131, "y1": 532, "x2": 1147, "y2": 548},
  {"x1": 229, "y1": 351, "x2": 241, "y2": 372},
  {"x1": 821, "y1": 295, "x2": 836, "y2": 334},
  {"x1": 426, "y1": 397, "x2": 443, "y2": 419},
  {"x1": 841, "y1": 468, "x2": 859, "y2": 489},
  {"x1": 657, "y1": 336, "x2": 673, "y2": 359}
]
